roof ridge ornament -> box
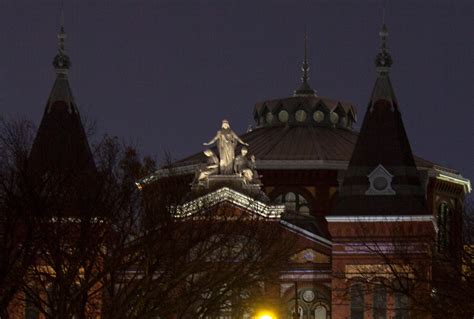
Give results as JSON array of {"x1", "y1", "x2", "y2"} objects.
[
  {"x1": 53, "y1": 7, "x2": 71, "y2": 75},
  {"x1": 294, "y1": 31, "x2": 317, "y2": 97},
  {"x1": 375, "y1": 23, "x2": 393, "y2": 76}
]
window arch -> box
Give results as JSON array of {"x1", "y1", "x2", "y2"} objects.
[
  {"x1": 350, "y1": 282, "x2": 365, "y2": 319},
  {"x1": 275, "y1": 191, "x2": 310, "y2": 215},
  {"x1": 285, "y1": 286, "x2": 330, "y2": 319},
  {"x1": 437, "y1": 201, "x2": 451, "y2": 251}
]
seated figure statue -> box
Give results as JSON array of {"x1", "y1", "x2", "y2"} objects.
[
  {"x1": 234, "y1": 147, "x2": 254, "y2": 184},
  {"x1": 194, "y1": 149, "x2": 219, "y2": 184}
]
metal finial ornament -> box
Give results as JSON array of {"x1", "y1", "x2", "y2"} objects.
[
  {"x1": 302, "y1": 32, "x2": 309, "y2": 84},
  {"x1": 294, "y1": 31, "x2": 316, "y2": 97},
  {"x1": 53, "y1": 7, "x2": 71, "y2": 74},
  {"x1": 374, "y1": 23, "x2": 393, "y2": 75}
]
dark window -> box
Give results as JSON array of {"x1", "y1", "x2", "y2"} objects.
[
  {"x1": 372, "y1": 285, "x2": 387, "y2": 319},
  {"x1": 350, "y1": 283, "x2": 364, "y2": 319},
  {"x1": 437, "y1": 202, "x2": 451, "y2": 251},
  {"x1": 394, "y1": 291, "x2": 409, "y2": 319},
  {"x1": 24, "y1": 294, "x2": 40, "y2": 319}
]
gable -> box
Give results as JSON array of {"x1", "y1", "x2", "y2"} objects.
[
  {"x1": 290, "y1": 248, "x2": 330, "y2": 264},
  {"x1": 174, "y1": 187, "x2": 285, "y2": 219}
]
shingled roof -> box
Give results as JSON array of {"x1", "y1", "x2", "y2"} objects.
[
  {"x1": 334, "y1": 24, "x2": 427, "y2": 215},
  {"x1": 29, "y1": 25, "x2": 95, "y2": 178}
]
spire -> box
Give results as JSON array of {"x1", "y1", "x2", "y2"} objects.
[
  {"x1": 52, "y1": 9, "x2": 71, "y2": 74},
  {"x1": 368, "y1": 23, "x2": 397, "y2": 112},
  {"x1": 294, "y1": 31, "x2": 316, "y2": 97},
  {"x1": 375, "y1": 23, "x2": 393, "y2": 76},
  {"x1": 334, "y1": 23, "x2": 427, "y2": 215},
  {"x1": 29, "y1": 10, "x2": 96, "y2": 180}
]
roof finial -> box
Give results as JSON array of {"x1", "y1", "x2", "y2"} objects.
[
  {"x1": 302, "y1": 30, "x2": 309, "y2": 84},
  {"x1": 294, "y1": 29, "x2": 316, "y2": 97},
  {"x1": 53, "y1": 1, "x2": 71, "y2": 74},
  {"x1": 375, "y1": 2, "x2": 392, "y2": 76}
]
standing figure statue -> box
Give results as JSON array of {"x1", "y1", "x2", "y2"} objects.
[{"x1": 203, "y1": 119, "x2": 249, "y2": 175}]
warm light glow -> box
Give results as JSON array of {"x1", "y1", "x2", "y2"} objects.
[{"x1": 256, "y1": 310, "x2": 276, "y2": 319}]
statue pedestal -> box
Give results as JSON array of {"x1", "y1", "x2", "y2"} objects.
[{"x1": 191, "y1": 175, "x2": 264, "y2": 199}]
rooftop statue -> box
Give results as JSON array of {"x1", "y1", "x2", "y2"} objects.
[
  {"x1": 204, "y1": 119, "x2": 248, "y2": 175},
  {"x1": 193, "y1": 149, "x2": 219, "y2": 185},
  {"x1": 234, "y1": 147, "x2": 257, "y2": 184}
]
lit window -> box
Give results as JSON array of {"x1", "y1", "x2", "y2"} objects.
[
  {"x1": 275, "y1": 192, "x2": 310, "y2": 215},
  {"x1": 330, "y1": 112, "x2": 339, "y2": 124},
  {"x1": 350, "y1": 283, "x2": 364, "y2": 319},
  {"x1": 295, "y1": 110, "x2": 307, "y2": 122},
  {"x1": 314, "y1": 306, "x2": 327, "y2": 319},
  {"x1": 313, "y1": 110, "x2": 324, "y2": 123},
  {"x1": 278, "y1": 110, "x2": 289, "y2": 123}
]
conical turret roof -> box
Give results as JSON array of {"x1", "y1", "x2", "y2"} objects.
[
  {"x1": 334, "y1": 24, "x2": 427, "y2": 215},
  {"x1": 29, "y1": 24, "x2": 95, "y2": 177}
]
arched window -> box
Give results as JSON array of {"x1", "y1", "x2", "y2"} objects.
[
  {"x1": 290, "y1": 305, "x2": 304, "y2": 319},
  {"x1": 275, "y1": 192, "x2": 310, "y2": 215},
  {"x1": 437, "y1": 202, "x2": 451, "y2": 251},
  {"x1": 372, "y1": 284, "x2": 387, "y2": 319},
  {"x1": 314, "y1": 305, "x2": 328, "y2": 319},
  {"x1": 350, "y1": 282, "x2": 365, "y2": 319}
]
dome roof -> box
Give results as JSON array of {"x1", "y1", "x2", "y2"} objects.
[{"x1": 172, "y1": 125, "x2": 432, "y2": 168}]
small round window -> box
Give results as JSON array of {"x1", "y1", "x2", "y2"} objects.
[
  {"x1": 265, "y1": 112, "x2": 273, "y2": 124},
  {"x1": 275, "y1": 192, "x2": 310, "y2": 215},
  {"x1": 295, "y1": 110, "x2": 307, "y2": 122},
  {"x1": 302, "y1": 290, "x2": 315, "y2": 302},
  {"x1": 373, "y1": 176, "x2": 388, "y2": 190},
  {"x1": 278, "y1": 110, "x2": 289, "y2": 123},
  {"x1": 330, "y1": 112, "x2": 339, "y2": 124},
  {"x1": 313, "y1": 110, "x2": 324, "y2": 123}
]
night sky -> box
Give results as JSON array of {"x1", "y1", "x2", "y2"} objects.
[{"x1": 1, "y1": 1, "x2": 473, "y2": 186}]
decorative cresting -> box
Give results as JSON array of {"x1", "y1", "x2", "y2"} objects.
[{"x1": 194, "y1": 120, "x2": 261, "y2": 189}]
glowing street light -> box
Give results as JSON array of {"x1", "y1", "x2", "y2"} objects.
[{"x1": 256, "y1": 310, "x2": 276, "y2": 319}]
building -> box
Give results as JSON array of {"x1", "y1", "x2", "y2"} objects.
[
  {"x1": 9, "y1": 16, "x2": 471, "y2": 319},
  {"x1": 140, "y1": 24, "x2": 471, "y2": 319}
]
